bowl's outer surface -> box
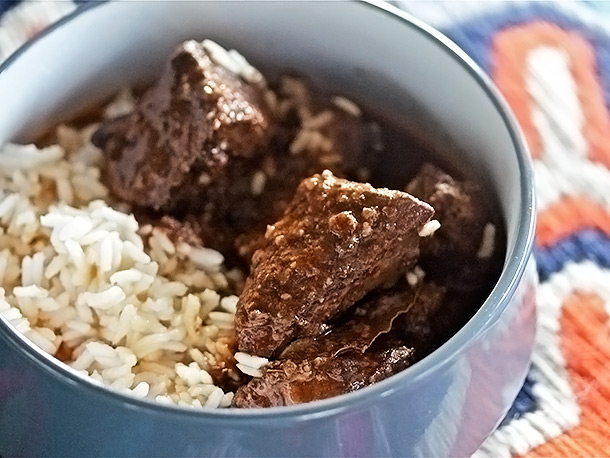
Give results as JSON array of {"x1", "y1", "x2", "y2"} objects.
[{"x1": 0, "y1": 1, "x2": 536, "y2": 457}]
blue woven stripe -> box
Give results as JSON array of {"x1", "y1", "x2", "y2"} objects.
[
  {"x1": 443, "y1": 3, "x2": 610, "y2": 114},
  {"x1": 0, "y1": 0, "x2": 19, "y2": 17},
  {"x1": 536, "y1": 229, "x2": 610, "y2": 281}
]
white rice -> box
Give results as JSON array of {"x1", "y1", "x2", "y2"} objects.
[
  {"x1": 477, "y1": 222, "x2": 496, "y2": 259},
  {"x1": 235, "y1": 363, "x2": 263, "y2": 378},
  {"x1": 418, "y1": 219, "x2": 441, "y2": 237},
  {"x1": 103, "y1": 88, "x2": 136, "y2": 119},
  {"x1": 201, "y1": 39, "x2": 264, "y2": 86},
  {"x1": 331, "y1": 96, "x2": 362, "y2": 117},
  {"x1": 0, "y1": 120, "x2": 242, "y2": 408},
  {"x1": 406, "y1": 266, "x2": 426, "y2": 287},
  {"x1": 250, "y1": 171, "x2": 267, "y2": 196},
  {"x1": 220, "y1": 295, "x2": 238, "y2": 314},
  {"x1": 234, "y1": 351, "x2": 268, "y2": 369},
  {"x1": 234, "y1": 351, "x2": 268, "y2": 378},
  {"x1": 188, "y1": 246, "x2": 224, "y2": 271}
]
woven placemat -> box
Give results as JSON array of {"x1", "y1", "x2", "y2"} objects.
[{"x1": 3, "y1": 1, "x2": 610, "y2": 456}]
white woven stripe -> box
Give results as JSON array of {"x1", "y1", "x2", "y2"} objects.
[
  {"x1": 0, "y1": 1, "x2": 75, "y2": 61},
  {"x1": 481, "y1": 259, "x2": 610, "y2": 457},
  {"x1": 528, "y1": 48, "x2": 587, "y2": 160},
  {"x1": 543, "y1": 260, "x2": 610, "y2": 305}
]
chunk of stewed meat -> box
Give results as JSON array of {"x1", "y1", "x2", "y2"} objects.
[
  {"x1": 406, "y1": 164, "x2": 487, "y2": 258},
  {"x1": 394, "y1": 280, "x2": 446, "y2": 348},
  {"x1": 406, "y1": 164, "x2": 502, "y2": 293},
  {"x1": 93, "y1": 39, "x2": 272, "y2": 213},
  {"x1": 235, "y1": 170, "x2": 435, "y2": 357},
  {"x1": 232, "y1": 339, "x2": 415, "y2": 408},
  {"x1": 280, "y1": 286, "x2": 418, "y2": 360}
]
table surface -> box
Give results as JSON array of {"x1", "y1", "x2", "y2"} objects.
[{"x1": 2, "y1": 1, "x2": 610, "y2": 456}]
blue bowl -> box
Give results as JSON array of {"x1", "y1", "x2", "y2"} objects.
[{"x1": 0, "y1": 1, "x2": 536, "y2": 456}]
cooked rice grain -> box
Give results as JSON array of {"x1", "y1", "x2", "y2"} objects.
[{"x1": 0, "y1": 120, "x2": 238, "y2": 408}]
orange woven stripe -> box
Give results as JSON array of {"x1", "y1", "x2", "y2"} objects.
[
  {"x1": 492, "y1": 22, "x2": 610, "y2": 168},
  {"x1": 526, "y1": 292, "x2": 610, "y2": 457},
  {"x1": 537, "y1": 196, "x2": 610, "y2": 248}
]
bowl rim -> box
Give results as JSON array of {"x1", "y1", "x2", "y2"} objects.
[{"x1": 0, "y1": 0, "x2": 536, "y2": 421}]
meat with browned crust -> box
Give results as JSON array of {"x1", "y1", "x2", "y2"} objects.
[
  {"x1": 395, "y1": 281, "x2": 446, "y2": 349},
  {"x1": 280, "y1": 286, "x2": 417, "y2": 360},
  {"x1": 233, "y1": 280, "x2": 446, "y2": 407},
  {"x1": 234, "y1": 92, "x2": 383, "y2": 265},
  {"x1": 406, "y1": 163, "x2": 486, "y2": 258},
  {"x1": 92, "y1": 40, "x2": 275, "y2": 258},
  {"x1": 235, "y1": 170, "x2": 434, "y2": 357},
  {"x1": 93, "y1": 40, "x2": 271, "y2": 212},
  {"x1": 233, "y1": 341, "x2": 414, "y2": 408}
]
